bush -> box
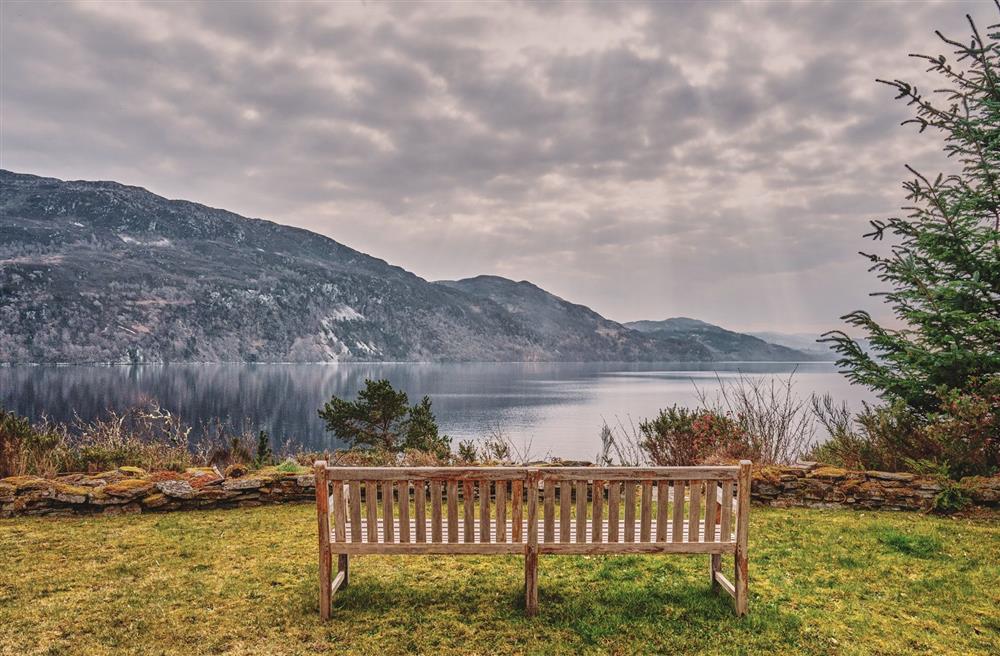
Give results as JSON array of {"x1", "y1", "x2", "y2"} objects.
[
  {"x1": 811, "y1": 383, "x2": 999, "y2": 478},
  {"x1": 638, "y1": 406, "x2": 747, "y2": 466}
]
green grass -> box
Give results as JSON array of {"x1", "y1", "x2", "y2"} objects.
[{"x1": 0, "y1": 506, "x2": 997, "y2": 655}]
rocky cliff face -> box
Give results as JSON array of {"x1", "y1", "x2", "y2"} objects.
[{"x1": 1, "y1": 170, "x2": 814, "y2": 364}]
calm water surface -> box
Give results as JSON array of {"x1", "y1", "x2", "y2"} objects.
[{"x1": 0, "y1": 362, "x2": 876, "y2": 460}]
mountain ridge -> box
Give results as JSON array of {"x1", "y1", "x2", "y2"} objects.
[{"x1": 1, "y1": 170, "x2": 817, "y2": 364}]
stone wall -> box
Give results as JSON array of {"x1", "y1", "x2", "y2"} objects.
[{"x1": 2, "y1": 463, "x2": 997, "y2": 518}]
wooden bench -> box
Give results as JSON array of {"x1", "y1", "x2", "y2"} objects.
[{"x1": 314, "y1": 461, "x2": 751, "y2": 618}]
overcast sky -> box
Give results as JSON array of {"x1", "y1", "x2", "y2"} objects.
[{"x1": 1, "y1": 1, "x2": 993, "y2": 334}]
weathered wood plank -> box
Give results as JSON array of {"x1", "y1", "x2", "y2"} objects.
[
  {"x1": 496, "y1": 480, "x2": 507, "y2": 543},
  {"x1": 331, "y1": 480, "x2": 347, "y2": 543},
  {"x1": 447, "y1": 480, "x2": 459, "y2": 543},
  {"x1": 365, "y1": 480, "x2": 378, "y2": 543},
  {"x1": 326, "y1": 467, "x2": 531, "y2": 481},
  {"x1": 687, "y1": 480, "x2": 702, "y2": 543},
  {"x1": 607, "y1": 481, "x2": 620, "y2": 543},
  {"x1": 624, "y1": 482, "x2": 636, "y2": 543},
  {"x1": 430, "y1": 480, "x2": 442, "y2": 543},
  {"x1": 397, "y1": 480, "x2": 410, "y2": 544},
  {"x1": 671, "y1": 480, "x2": 685, "y2": 543},
  {"x1": 348, "y1": 480, "x2": 362, "y2": 543},
  {"x1": 414, "y1": 480, "x2": 426, "y2": 543},
  {"x1": 591, "y1": 480, "x2": 604, "y2": 543},
  {"x1": 463, "y1": 480, "x2": 475, "y2": 543},
  {"x1": 315, "y1": 463, "x2": 332, "y2": 620},
  {"x1": 719, "y1": 481, "x2": 733, "y2": 543},
  {"x1": 575, "y1": 480, "x2": 587, "y2": 544},
  {"x1": 656, "y1": 480, "x2": 669, "y2": 542},
  {"x1": 479, "y1": 480, "x2": 490, "y2": 543},
  {"x1": 381, "y1": 481, "x2": 394, "y2": 543},
  {"x1": 526, "y1": 472, "x2": 539, "y2": 547},
  {"x1": 704, "y1": 481, "x2": 718, "y2": 543},
  {"x1": 639, "y1": 480, "x2": 652, "y2": 542},
  {"x1": 538, "y1": 466, "x2": 738, "y2": 482},
  {"x1": 543, "y1": 480, "x2": 555, "y2": 543},
  {"x1": 735, "y1": 461, "x2": 751, "y2": 616},
  {"x1": 511, "y1": 480, "x2": 523, "y2": 543},
  {"x1": 559, "y1": 481, "x2": 572, "y2": 543}
]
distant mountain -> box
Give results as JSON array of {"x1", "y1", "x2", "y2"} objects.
[
  {"x1": 749, "y1": 331, "x2": 871, "y2": 360},
  {"x1": 0, "y1": 170, "x2": 816, "y2": 364},
  {"x1": 625, "y1": 318, "x2": 820, "y2": 362}
]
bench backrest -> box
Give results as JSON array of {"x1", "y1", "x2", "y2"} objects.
[{"x1": 314, "y1": 463, "x2": 751, "y2": 553}]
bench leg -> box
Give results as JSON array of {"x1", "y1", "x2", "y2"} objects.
[
  {"x1": 319, "y1": 548, "x2": 332, "y2": 621},
  {"x1": 709, "y1": 553, "x2": 721, "y2": 590},
  {"x1": 734, "y1": 546, "x2": 748, "y2": 616},
  {"x1": 338, "y1": 554, "x2": 349, "y2": 590},
  {"x1": 524, "y1": 545, "x2": 538, "y2": 616}
]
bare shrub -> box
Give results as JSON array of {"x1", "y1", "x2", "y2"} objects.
[
  {"x1": 596, "y1": 416, "x2": 646, "y2": 466},
  {"x1": 696, "y1": 372, "x2": 816, "y2": 465}
]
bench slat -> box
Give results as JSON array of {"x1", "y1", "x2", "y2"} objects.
[
  {"x1": 447, "y1": 480, "x2": 459, "y2": 543},
  {"x1": 479, "y1": 480, "x2": 490, "y2": 543},
  {"x1": 719, "y1": 481, "x2": 733, "y2": 544},
  {"x1": 414, "y1": 480, "x2": 426, "y2": 543},
  {"x1": 496, "y1": 480, "x2": 507, "y2": 543},
  {"x1": 607, "y1": 481, "x2": 620, "y2": 543},
  {"x1": 624, "y1": 482, "x2": 636, "y2": 543},
  {"x1": 656, "y1": 481, "x2": 669, "y2": 543},
  {"x1": 640, "y1": 481, "x2": 652, "y2": 542},
  {"x1": 575, "y1": 481, "x2": 587, "y2": 544},
  {"x1": 463, "y1": 480, "x2": 475, "y2": 543},
  {"x1": 704, "y1": 481, "x2": 718, "y2": 543},
  {"x1": 559, "y1": 482, "x2": 571, "y2": 543},
  {"x1": 430, "y1": 481, "x2": 442, "y2": 543},
  {"x1": 511, "y1": 480, "x2": 523, "y2": 543},
  {"x1": 671, "y1": 480, "x2": 685, "y2": 543},
  {"x1": 688, "y1": 481, "x2": 702, "y2": 543},
  {"x1": 543, "y1": 481, "x2": 555, "y2": 543},
  {"x1": 398, "y1": 480, "x2": 410, "y2": 544},
  {"x1": 382, "y1": 481, "x2": 394, "y2": 543},
  {"x1": 349, "y1": 481, "x2": 362, "y2": 543},
  {"x1": 365, "y1": 480, "x2": 378, "y2": 543},
  {"x1": 592, "y1": 480, "x2": 604, "y2": 544}
]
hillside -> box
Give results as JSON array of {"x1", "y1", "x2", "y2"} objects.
[
  {"x1": 625, "y1": 318, "x2": 815, "y2": 362},
  {"x1": 0, "y1": 170, "x2": 814, "y2": 364}
]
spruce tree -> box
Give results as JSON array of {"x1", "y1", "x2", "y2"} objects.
[{"x1": 824, "y1": 7, "x2": 1000, "y2": 413}]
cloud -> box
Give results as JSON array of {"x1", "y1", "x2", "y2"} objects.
[{"x1": 1, "y1": 0, "x2": 991, "y2": 333}]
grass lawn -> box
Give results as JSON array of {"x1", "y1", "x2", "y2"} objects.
[{"x1": 1, "y1": 505, "x2": 997, "y2": 656}]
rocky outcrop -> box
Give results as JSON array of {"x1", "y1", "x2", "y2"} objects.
[{"x1": 1, "y1": 463, "x2": 996, "y2": 518}]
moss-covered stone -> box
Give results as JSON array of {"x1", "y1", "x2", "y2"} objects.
[
  {"x1": 103, "y1": 479, "x2": 156, "y2": 498},
  {"x1": 117, "y1": 466, "x2": 147, "y2": 478}
]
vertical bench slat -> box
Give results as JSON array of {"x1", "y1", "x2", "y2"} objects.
[
  {"x1": 687, "y1": 480, "x2": 702, "y2": 542},
  {"x1": 592, "y1": 480, "x2": 604, "y2": 543},
  {"x1": 496, "y1": 480, "x2": 507, "y2": 543},
  {"x1": 559, "y1": 482, "x2": 572, "y2": 543},
  {"x1": 526, "y1": 473, "x2": 538, "y2": 546},
  {"x1": 543, "y1": 481, "x2": 555, "y2": 543},
  {"x1": 398, "y1": 480, "x2": 411, "y2": 543},
  {"x1": 624, "y1": 482, "x2": 636, "y2": 543},
  {"x1": 331, "y1": 480, "x2": 347, "y2": 543},
  {"x1": 463, "y1": 481, "x2": 475, "y2": 543},
  {"x1": 575, "y1": 481, "x2": 587, "y2": 544},
  {"x1": 639, "y1": 481, "x2": 652, "y2": 542},
  {"x1": 511, "y1": 480, "x2": 523, "y2": 543},
  {"x1": 704, "y1": 480, "x2": 718, "y2": 543},
  {"x1": 719, "y1": 481, "x2": 733, "y2": 543},
  {"x1": 447, "y1": 480, "x2": 459, "y2": 543},
  {"x1": 656, "y1": 480, "x2": 669, "y2": 542},
  {"x1": 349, "y1": 481, "x2": 362, "y2": 543},
  {"x1": 607, "y1": 481, "x2": 620, "y2": 543},
  {"x1": 430, "y1": 480, "x2": 443, "y2": 543},
  {"x1": 479, "y1": 480, "x2": 490, "y2": 543},
  {"x1": 382, "y1": 481, "x2": 395, "y2": 543},
  {"x1": 671, "y1": 480, "x2": 685, "y2": 543},
  {"x1": 365, "y1": 481, "x2": 378, "y2": 543},
  {"x1": 414, "y1": 480, "x2": 426, "y2": 543}
]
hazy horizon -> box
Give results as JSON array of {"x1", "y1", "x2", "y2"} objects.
[{"x1": 2, "y1": 0, "x2": 991, "y2": 334}]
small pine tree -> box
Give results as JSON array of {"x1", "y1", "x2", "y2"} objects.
[{"x1": 824, "y1": 8, "x2": 1000, "y2": 413}]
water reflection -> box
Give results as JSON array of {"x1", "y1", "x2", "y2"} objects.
[{"x1": 0, "y1": 362, "x2": 871, "y2": 459}]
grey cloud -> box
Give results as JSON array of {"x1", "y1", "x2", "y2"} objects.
[{"x1": 1, "y1": 0, "x2": 991, "y2": 332}]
